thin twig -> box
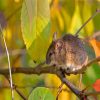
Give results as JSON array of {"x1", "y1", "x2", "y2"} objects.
[
  {"x1": 79, "y1": 74, "x2": 82, "y2": 90},
  {"x1": 86, "y1": 91, "x2": 100, "y2": 96},
  {"x1": 56, "y1": 70, "x2": 81, "y2": 98},
  {"x1": 56, "y1": 83, "x2": 63, "y2": 100},
  {"x1": 0, "y1": 25, "x2": 14, "y2": 99},
  {"x1": 15, "y1": 88, "x2": 27, "y2": 100},
  {"x1": 6, "y1": 5, "x2": 22, "y2": 21},
  {"x1": 75, "y1": 9, "x2": 100, "y2": 36},
  {"x1": 4, "y1": 75, "x2": 27, "y2": 100}
]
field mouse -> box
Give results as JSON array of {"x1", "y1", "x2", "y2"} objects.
[{"x1": 46, "y1": 33, "x2": 88, "y2": 74}]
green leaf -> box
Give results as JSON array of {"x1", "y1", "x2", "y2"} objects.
[
  {"x1": 82, "y1": 40, "x2": 98, "y2": 86},
  {"x1": 83, "y1": 63, "x2": 100, "y2": 85},
  {"x1": 28, "y1": 87, "x2": 55, "y2": 100},
  {"x1": 21, "y1": 0, "x2": 51, "y2": 62}
]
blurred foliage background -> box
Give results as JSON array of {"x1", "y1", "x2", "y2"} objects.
[{"x1": 0, "y1": 0, "x2": 100, "y2": 100}]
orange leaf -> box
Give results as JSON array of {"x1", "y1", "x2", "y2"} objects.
[
  {"x1": 89, "y1": 32, "x2": 100, "y2": 57},
  {"x1": 93, "y1": 79, "x2": 100, "y2": 92},
  {"x1": 90, "y1": 39, "x2": 100, "y2": 56}
]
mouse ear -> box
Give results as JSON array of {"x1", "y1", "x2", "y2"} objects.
[
  {"x1": 53, "y1": 32, "x2": 57, "y2": 41},
  {"x1": 55, "y1": 40, "x2": 63, "y2": 49}
]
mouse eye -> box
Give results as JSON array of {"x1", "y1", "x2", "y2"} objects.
[
  {"x1": 49, "y1": 52, "x2": 53, "y2": 57},
  {"x1": 49, "y1": 52, "x2": 52, "y2": 57}
]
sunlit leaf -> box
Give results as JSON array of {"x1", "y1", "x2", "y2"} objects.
[
  {"x1": 21, "y1": 0, "x2": 51, "y2": 62},
  {"x1": 28, "y1": 87, "x2": 55, "y2": 100}
]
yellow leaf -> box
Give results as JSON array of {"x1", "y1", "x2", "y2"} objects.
[
  {"x1": 21, "y1": 0, "x2": 51, "y2": 62},
  {"x1": 68, "y1": 4, "x2": 84, "y2": 36},
  {"x1": 61, "y1": 8, "x2": 71, "y2": 32},
  {"x1": 56, "y1": 10, "x2": 64, "y2": 31},
  {"x1": 82, "y1": 1, "x2": 94, "y2": 36}
]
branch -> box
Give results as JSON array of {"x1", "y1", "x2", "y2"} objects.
[
  {"x1": 0, "y1": 66, "x2": 82, "y2": 98},
  {"x1": 0, "y1": 65, "x2": 85, "y2": 99},
  {"x1": 1, "y1": 55, "x2": 99, "y2": 75},
  {"x1": 0, "y1": 56, "x2": 100, "y2": 99},
  {"x1": 0, "y1": 66, "x2": 55, "y2": 76},
  {"x1": 56, "y1": 70, "x2": 81, "y2": 98}
]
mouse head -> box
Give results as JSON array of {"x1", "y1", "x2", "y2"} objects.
[{"x1": 46, "y1": 32, "x2": 64, "y2": 66}]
